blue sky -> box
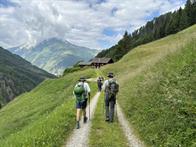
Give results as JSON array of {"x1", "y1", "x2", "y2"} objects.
[
  {"x1": 0, "y1": 0, "x2": 187, "y2": 49},
  {"x1": 0, "y1": 0, "x2": 15, "y2": 7}
]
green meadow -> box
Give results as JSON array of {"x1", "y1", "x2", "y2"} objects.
[
  {"x1": 99, "y1": 25, "x2": 196, "y2": 146},
  {"x1": 0, "y1": 69, "x2": 97, "y2": 147},
  {"x1": 0, "y1": 25, "x2": 195, "y2": 147}
]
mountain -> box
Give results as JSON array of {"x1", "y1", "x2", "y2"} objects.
[
  {"x1": 0, "y1": 24, "x2": 195, "y2": 146},
  {"x1": 8, "y1": 38, "x2": 98, "y2": 75},
  {"x1": 0, "y1": 47, "x2": 55, "y2": 107},
  {"x1": 96, "y1": 0, "x2": 196, "y2": 61}
]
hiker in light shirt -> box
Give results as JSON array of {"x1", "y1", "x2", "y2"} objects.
[
  {"x1": 102, "y1": 72, "x2": 119, "y2": 122},
  {"x1": 73, "y1": 77, "x2": 90, "y2": 129}
]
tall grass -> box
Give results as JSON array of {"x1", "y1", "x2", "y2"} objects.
[
  {"x1": 0, "y1": 25, "x2": 195, "y2": 146},
  {"x1": 99, "y1": 24, "x2": 196, "y2": 146},
  {"x1": 0, "y1": 68, "x2": 97, "y2": 146},
  {"x1": 97, "y1": 25, "x2": 196, "y2": 146},
  {"x1": 118, "y1": 41, "x2": 195, "y2": 146}
]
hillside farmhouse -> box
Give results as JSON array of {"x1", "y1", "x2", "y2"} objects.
[{"x1": 78, "y1": 58, "x2": 114, "y2": 68}]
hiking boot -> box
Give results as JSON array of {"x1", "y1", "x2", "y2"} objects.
[
  {"x1": 83, "y1": 116, "x2": 88, "y2": 123},
  {"x1": 109, "y1": 120, "x2": 113, "y2": 123},
  {"x1": 76, "y1": 121, "x2": 80, "y2": 129},
  {"x1": 105, "y1": 118, "x2": 110, "y2": 122}
]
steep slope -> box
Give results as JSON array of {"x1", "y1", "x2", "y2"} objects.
[
  {"x1": 0, "y1": 47, "x2": 55, "y2": 107},
  {"x1": 8, "y1": 38, "x2": 98, "y2": 75},
  {"x1": 0, "y1": 68, "x2": 97, "y2": 146},
  {"x1": 98, "y1": 25, "x2": 196, "y2": 146},
  {"x1": 0, "y1": 25, "x2": 195, "y2": 147}
]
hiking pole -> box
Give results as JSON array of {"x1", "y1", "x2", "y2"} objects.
[
  {"x1": 103, "y1": 96, "x2": 105, "y2": 118},
  {"x1": 115, "y1": 100, "x2": 118, "y2": 122},
  {"x1": 103, "y1": 97, "x2": 104, "y2": 115},
  {"x1": 89, "y1": 95, "x2": 90, "y2": 121}
]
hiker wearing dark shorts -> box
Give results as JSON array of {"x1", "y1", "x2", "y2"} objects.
[
  {"x1": 102, "y1": 72, "x2": 119, "y2": 122},
  {"x1": 73, "y1": 77, "x2": 91, "y2": 129}
]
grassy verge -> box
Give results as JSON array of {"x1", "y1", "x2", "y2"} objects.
[
  {"x1": 117, "y1": 40, "x2": 196, "y2": 146},
  {"x1": 98, "y1": 26, "x2": 196, "y2": 146},
  {"x1": 0, "y1": 68, "x2": 97, "y2": 147},
  {"x1": 0, "y1": 25, "x2": 195, "y2": 147},
  {"x1": 89, "y1": 92, "x2": 128, "y2": 147}
]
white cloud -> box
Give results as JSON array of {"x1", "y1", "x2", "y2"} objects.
[{"x1": 0, "y1": 0, "x2": 186, "y2": 49}]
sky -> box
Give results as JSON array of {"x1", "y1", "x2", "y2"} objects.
[{"x1": 0, "y1": 0, "x2": 187, "y2": 50}]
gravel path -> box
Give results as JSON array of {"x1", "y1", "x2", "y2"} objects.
[
  {"x1": 86, "y1": 78, "x2": 97, "y2": 82},
  {"x1": 65, "y1": 92, "x2": 101, "y2": 147},
  {"x1": 117, "y1": 102, "x2": 145, "y2": 147}
]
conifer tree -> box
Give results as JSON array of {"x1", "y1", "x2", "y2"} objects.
[{"x1": 96, "y1": 0, "x2": 196, "y2": 61}]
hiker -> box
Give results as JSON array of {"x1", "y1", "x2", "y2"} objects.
[
  {"x1": 73, "y1": 77, "x2": 91, "y2": 129},
  {"x1": 102, "y1": 72, "x2": 119, "y2": 122},
  {"x1": 97, "y1": 77, "x2": 103, "y2": 92}
]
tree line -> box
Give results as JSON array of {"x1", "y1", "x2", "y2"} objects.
[{"x1": 96, "y1": 0, "x2": 196, "y2": 61}]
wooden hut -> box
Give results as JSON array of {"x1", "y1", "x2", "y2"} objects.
[
  {"x1": 91, "y1": 58, "x2": 113, "y2": 68},
  {"x1": 78, "y1": 58, "x2": 114, "y2": 68}
]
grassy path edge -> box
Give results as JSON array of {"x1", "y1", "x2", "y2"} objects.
[
  {"x1": 117, "y1": 102, "x2": 145, "y2": 147},
  {"x1": 64, "y1": 92, "x2": 101, "y2": 147}
]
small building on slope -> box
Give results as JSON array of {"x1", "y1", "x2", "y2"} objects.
[
  {"x1": 78, "y1": 58, "x2": 114, "y2": 68},
  {"x1": 91, "y1": 58, "x2": 114, "y2": 68}
]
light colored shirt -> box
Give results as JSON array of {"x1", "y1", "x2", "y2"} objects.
[
  {"x1": 102, "y1": 80, "x2": 109, "y2": 92},
  {"x1": 102, "y1": 78, "x2": 118, "y2": 92}
]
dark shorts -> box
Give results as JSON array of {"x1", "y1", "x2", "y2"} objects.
[{"x1": 76, "y1": 99, "x2": 87, "y2": 109}]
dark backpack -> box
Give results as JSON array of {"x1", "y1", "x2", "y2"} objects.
[
  {"x1": 107, "y1": 79, "x2": 119, "y2": 99},
  {"x1": 74, "y1": 83, "x2": 85, "y2": 102},
  {"x1": 97, "y1": 79, "x2": 102, "y2": 86}
]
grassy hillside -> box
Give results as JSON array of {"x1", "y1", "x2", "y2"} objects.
[
  {"x1": 0, "y1": 47, "x2": 55, "y2": 107},
  {"x1": 0, "y1": 25, "x2": 195, "y2": 147},
  {"x1": 0, "y1": 68, "x2": 97, "y2": 146},
  {"x1": 100, "y1": 25, "x2": 196, "y2": 146}
]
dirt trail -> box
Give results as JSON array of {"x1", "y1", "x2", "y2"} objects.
[
  {"x1": 65, "y1": 92, "x2": 101, "y2": 147},
  {"x1": 86, "y1": 78, "x2": 97, "y2": 82},
  {"x1": 117, "y1": 102, "x2": 145, "y2": 147},
  {"x1": 65, "y1": 75, "x2": 145, "y2": 147}
]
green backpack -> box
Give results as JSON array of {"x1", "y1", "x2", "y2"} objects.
[{"x1": 74, "y1": 83, "x2": 85, "y2": 102}]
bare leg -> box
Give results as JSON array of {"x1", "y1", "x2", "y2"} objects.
[{"x1": 76, "y1": 109, "x2": 81, "y2": 122}]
